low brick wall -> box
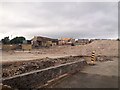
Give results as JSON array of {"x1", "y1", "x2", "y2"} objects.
[{"x1": 2, "y1": 60, "x2": 87, "y2": 89}]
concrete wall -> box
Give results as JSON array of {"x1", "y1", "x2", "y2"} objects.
[
  {"x1": 2, "y1": 44, "x2": 18, "y2": 50},
  {"x1": 2, "y1": 60, "x2": 87, "y2": 89},
  {"x1": 22, "y1": 44, "x2": 32, "y2": 50}
]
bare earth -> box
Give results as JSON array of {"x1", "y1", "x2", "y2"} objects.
[
  {"x1": 1, "y1": 40, "x2": 118, "y2": 63},
  {"x1": 1, "y1": 40, "x2": 119, "y2": 88}
]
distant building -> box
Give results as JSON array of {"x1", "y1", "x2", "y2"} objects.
[
  {"x1": 31, "y1": 36, "x2": 58, "y2": 48},
  {"x1": 2, "y1": 40, "x2": 32, "y2": 51},
  {"x1": 58, "y1": 38, "x2": 75, "y2": 45},
  {"x1": 75, "y1": 39, "x2": 90, "y2": 45}
]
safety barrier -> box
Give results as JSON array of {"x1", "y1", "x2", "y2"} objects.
[{"x1": 90, "y1": 51, "x2": 96, "y2": 65}]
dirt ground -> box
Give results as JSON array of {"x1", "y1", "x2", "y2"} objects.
[
  {"x1": 1, "y1": 40, "x2": 119, "y2": 79},
  {"x1": 1, "y1": 40, "x2": 118, "y2": 63},
  {"x1": 0, "y1": 40, "x2": 119, "y2": 89}
]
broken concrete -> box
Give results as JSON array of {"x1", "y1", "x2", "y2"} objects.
[
  {"x1": 2, "y1": 56, "x2": 84, "y2": 78},
  {"x1": 2, "y1": 60, "x2": 87, "y2": 89}
]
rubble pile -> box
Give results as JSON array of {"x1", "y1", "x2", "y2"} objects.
[{"x1": 2, "y1": 56, "x2": 83, "y2": 78}]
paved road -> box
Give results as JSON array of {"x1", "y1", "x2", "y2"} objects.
[
  {"x1": 50, "y1": 72, "x2": 118, "y2": 88},
  {"x1": 49, "y1": 58, "x2": 118, "y2": 88}
]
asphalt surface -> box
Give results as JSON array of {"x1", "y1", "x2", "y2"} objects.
[
  {"x1": 50, "y1": 72, "x2": 118, "y2": 88},
  {"x1": 49, "y1": 58, "x2": 118, "y2": 88}
]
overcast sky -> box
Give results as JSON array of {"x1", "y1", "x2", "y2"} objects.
[{"x1": 0, "y1": 1, "x2": 118, "y2": 40}]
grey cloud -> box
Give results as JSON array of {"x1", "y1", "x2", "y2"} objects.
[{"x1": 0, "y1": 2, "x2": 118, "y2": 40}]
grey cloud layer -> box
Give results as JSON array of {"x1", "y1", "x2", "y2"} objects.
[{"x1": 0, "y1": 2, "x2": 118, "y2": 39}]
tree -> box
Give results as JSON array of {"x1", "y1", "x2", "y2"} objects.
[
  {"x1": 10, "y1": 36, "x2": 26, "y2": 44},
  {"x1": 1, "y1": 37, "x2": 10, "y2": 44}
]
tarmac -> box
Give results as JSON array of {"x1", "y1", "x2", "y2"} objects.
[{"x1": 49, "y1": 58, "x2": 118, "y2": 88}]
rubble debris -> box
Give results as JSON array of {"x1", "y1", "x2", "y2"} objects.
[{"x1": 2, "y1": 56, "x2": 83, "y2": 78}]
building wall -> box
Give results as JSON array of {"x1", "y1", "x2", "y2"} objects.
[
  {"x1": 46, "y1": 41, "x2": 52, "y2": 47},
  {"x1": 32, "y1": 36, "x2": 58, "y2": 48},
  {"x1": 52, "y1": 43, "x2": 57, "y2": 46}
]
